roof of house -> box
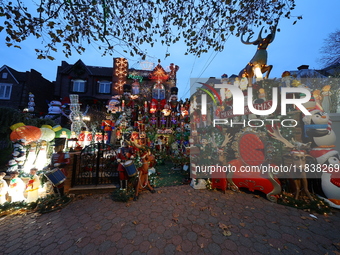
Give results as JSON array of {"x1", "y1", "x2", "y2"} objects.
[
  {"x1": 0, "y1": 65, "x2": 26, "y2": 83},
  {"x1": 87, "y1": 66, "x2": 113, "y2": 77}
]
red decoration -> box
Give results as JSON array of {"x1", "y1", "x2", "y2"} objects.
[
  {"x1": 198, "y1": 82, "x2": 223, "y2": 105},
  {"x1": 228, "y1": 159, "x2": 281, "y2": 200},
  {"x1": 239, "y1": 134, "x2": 265, "y2": 166},
  {"x1": 10, "y1": 123, "x2": 42, "y2": 144},
  {"x1": 149, "y1": 64, "x2": 169, "y2": 81}
]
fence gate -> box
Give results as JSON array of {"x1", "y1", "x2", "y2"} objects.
[{"x1": 71, "y1": 143, "x2": 119, "y2": 186}]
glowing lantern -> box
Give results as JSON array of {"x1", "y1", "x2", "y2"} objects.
[
  {"x1": 10, "y1": 123, "x2": 41, "y2": 144},
  {"x1": 53, "y1": 125, "x2": 71, "y2": 138},
  {"x1": 254, "y1": 66, "x2": 263, "y2": 81},
  {"x1": 40, "y1": 125, "x2": 55, "y2": 142}
]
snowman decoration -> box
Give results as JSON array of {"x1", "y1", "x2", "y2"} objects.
[
  {"x1": 45, "y1": 99, "x2": 63, "y2": 120},
  {"x1": 27, "y1": 93, "x2": 35, "y2": 112},
  {"x1": 68, "y1": 95, "x2": 88, "y2": 135},
  {"x1": 48, "y1": 100, "x2": 62, "y2": 114},
  {"x1": 7, "y1": 139, "x2": 26, "y2": 173},
  {"x1": 7, "y1": 159, "x2": 18, "y2": 172}
]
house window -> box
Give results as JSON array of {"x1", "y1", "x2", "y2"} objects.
[
  {"x1": 2, "y1": 72, "x2": 8, "y2": 79},
  {"x1": 72, "y1": 79, "x2": 85, "y2": 92},
  {"x1": 98, "y1": 81, "x2": 111, "y2": 94},
  {"x1": 0, "y1": 83, "x2": 12, "y2": 99},
  {"x1": 152, "y1": 83, "x2": 165, "y2": 100}
]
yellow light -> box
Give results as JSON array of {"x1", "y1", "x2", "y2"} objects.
[{"x1": 254, "y1": 67, "x2": 263, "y2": 81}]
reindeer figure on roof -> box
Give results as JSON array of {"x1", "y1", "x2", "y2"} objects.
[{"x1": 239, "y1": 24, "x2": 277, "y2": 86}]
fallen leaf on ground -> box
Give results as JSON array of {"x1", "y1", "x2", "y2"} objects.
[
  {"x1": 218, "y1": 222, "x2": 229, "y2": 230},
  {"x1": 172, "y1": 218, "x2": 179, "y2": 223},
  {"x1": 223, "y1": 230, "x2": 232, "y2": 236}
]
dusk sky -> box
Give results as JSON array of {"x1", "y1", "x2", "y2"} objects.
[{"x1": 1, "y1": 0, "x2": 339, "y2": 100}]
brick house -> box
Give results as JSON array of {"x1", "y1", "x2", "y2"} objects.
[
  {"x1": 54, "y1": 58, "x2": 179, "y2": 110},
  {"x1": 0, "y1": 65, "x2": 54, "y2": 114}
]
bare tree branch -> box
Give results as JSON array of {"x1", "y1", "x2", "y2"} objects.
[{"x1": 0, "y1": 0, "x2": 298, "y2": 59}]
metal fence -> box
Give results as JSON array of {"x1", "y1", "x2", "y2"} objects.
[{"x1": 71, "y1": 143, "x2": 119, "y2": 186}]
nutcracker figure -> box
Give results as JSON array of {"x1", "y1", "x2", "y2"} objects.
[{"x1": 101, "y1": 115, "x2": 115, "y2": 144}]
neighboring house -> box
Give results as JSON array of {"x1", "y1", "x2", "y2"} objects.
[
  {"x1": 54, "y1": 59, "x2": 179, "y2": 110},
  {"x1": 289, "y1": 65, "x2": 327, "y2": 80},
  {"x1": 318, "y1": 62, "x2": 340, "y2": 77},
  {"x1": 0, "y1": 65, "x2": 54, "y2": 114}
]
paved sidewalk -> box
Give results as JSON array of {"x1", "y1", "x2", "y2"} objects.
[{"x1": 0, "y1": 185, "x2": 339, "y2": 255}]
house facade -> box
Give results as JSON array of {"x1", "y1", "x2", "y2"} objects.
[
  {"x1": 0, "y1": 65, "x2": 54, "y2": 114},
  {"x1": 54, "y1": 58, "x2": 179, "y2": 111}
]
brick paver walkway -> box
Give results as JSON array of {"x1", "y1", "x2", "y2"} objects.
[{"x1": 0, "y1": 185, "x2": 339, "y2": 254}]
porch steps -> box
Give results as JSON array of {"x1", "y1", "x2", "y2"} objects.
[{"x1": 68, "y1": 184, "x2": 118, "y2": 195}]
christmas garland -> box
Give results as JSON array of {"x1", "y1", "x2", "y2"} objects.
[{"x1": 0, "y1": 194, "x2": 72, "y2": 217}]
